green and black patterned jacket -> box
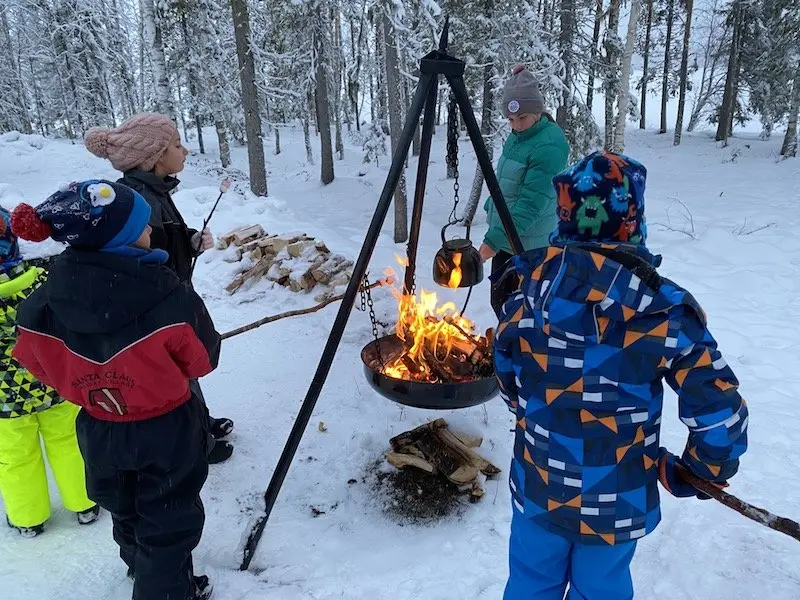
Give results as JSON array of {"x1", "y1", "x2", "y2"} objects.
[{"x1": 0, "y1": 263, "x2": 62, "y2": 418}]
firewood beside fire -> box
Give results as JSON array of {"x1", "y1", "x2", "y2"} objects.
[{"x1": 385, "y1": 418, "x2": 501, "y2": 503}]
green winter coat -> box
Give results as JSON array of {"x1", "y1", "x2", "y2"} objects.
[{"x1": 483, "y1": 115, "x2": 569, "y2": 255}]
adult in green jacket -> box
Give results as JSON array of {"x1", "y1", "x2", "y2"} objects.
[{"x1": 480, "y1": 66, "x2": 569, "y2": 316}]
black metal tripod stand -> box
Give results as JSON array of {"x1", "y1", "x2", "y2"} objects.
[{"x1": 238, "y1": 20, "x2": 523, "y2": 571}]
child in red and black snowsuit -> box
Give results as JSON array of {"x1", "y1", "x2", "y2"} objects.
[{"x1": 11, "y1": 180, "x2": 220, "y2": 600}]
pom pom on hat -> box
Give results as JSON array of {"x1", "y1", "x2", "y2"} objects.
[
  {"x1": 84, "y1": 127, "x2": 111, "y2": 160},
  {"x1": 11, "y1": 203, "x2": 52, "y2": 242},
  {"x1": 512, "y1": 64, "x2": 525, "y2": 75}
]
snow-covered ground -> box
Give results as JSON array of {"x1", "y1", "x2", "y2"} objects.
[{"x1": 1, "y1": 124, "x2": 799, "y2": 600}]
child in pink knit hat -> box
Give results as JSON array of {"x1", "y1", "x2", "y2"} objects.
[{"x1": 85, "y1": 114, "x2": 235, "y2": 465}]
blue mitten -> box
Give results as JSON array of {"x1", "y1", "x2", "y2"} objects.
[{"x1": 657, "y1": 448, "x2": 712, "y2": 499}]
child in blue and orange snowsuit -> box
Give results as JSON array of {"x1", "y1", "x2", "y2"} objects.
[
  {"x1": 0, "y1": 207, "x2": 98, "y2": 536},
  {"x1": 493, "y1": 152, "x2": 749, "y2": 599}
]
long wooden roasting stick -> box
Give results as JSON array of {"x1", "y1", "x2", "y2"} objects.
[
  {"x1": 678, "y1": 466, "x2": 800, "y2": 542},
  {"x1": 220, "y1": 278, "x2": 390, "y2": 340}
]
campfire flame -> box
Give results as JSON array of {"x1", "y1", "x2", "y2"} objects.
[{"x1": 381, "y1": 259, "x2": 488, "y2": 383}]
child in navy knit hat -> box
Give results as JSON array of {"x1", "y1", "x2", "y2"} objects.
[
  {"x1": 493, "y1": 152, "x2": 748, "y2": 599},
  {"x1": 11, "y1": 181, "x2": 220, "y2": 600}
]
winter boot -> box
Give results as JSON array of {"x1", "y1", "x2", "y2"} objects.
[
  {"x1": 193, "y1": 575, "x2": 214, "y2": 600},
  {"x1": 77, "y1": 504, "x2": 101, "y2": 525},
  {"x1": 208, "y1": 440, "x2": 234, "y2": 465},
  {"x1": 6, "y1": 516, "x2": 44, "y2": 538},
  {"x1": 209, "y1": 417, "x2": 234, "y2": 440}
]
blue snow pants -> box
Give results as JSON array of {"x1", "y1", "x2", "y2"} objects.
[{"x1": 504, "y1": 509, "x2": 637, "y2": 600}]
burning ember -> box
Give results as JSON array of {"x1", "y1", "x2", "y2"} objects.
[{"x1": 380, "y1": 260, "x2": 494, "y2": 383}]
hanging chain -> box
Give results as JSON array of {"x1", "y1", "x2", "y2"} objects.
[
  {"x1": 446, "y1": 92, "x2": 461, "y2": 225},
  {"x1": 361, "y1": 273, "x2": 383, "y2": 366}
]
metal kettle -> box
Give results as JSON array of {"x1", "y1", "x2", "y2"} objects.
[{"x1": 432, "y1": 223, "x2": 484, "y2": 289}]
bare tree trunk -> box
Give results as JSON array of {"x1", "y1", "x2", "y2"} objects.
[
  {"x1": 333, "y1": 7, "x2": 344, "y2": 160},
  {"x1": 315, "y1": 23, "x2": 335, "y2": 184},
  {"x1": 586, "y1": 0, "x2": 604, "y2": 112},
  {"x1": 673, "y1": 0, "x2": 694, "y2": 146},
  {"x1": 301, "y1": 116, "x2": 314, "y2": 163},
  {"x1": 659, "y1": 0, "x2": 675, "y2": 134},
  {"x1": 556, "y1": 0, "x2": 574, "y2": 129},
  {"x1": 0, "y1": 5, "x2": 31, "y2": 133},
  {"x1": 374, "y1": 12, "x2": 389, "y2": 134},
  {"x1": 215, "y1": 119, "x2": 231, "y2": 167},
  {"x1": 604, "y1": 0, "x2": 622, "y2": 150},
  {"x1": 274, "y1": 125, "x2": 281, "y2": 155},
  {"x1": 141, "y1": 0, "x2": 173, "y2": 116},
  {"x1": 716, "y1": 1, "x2": 741, "y2": 143},
  {"x1": 613, "y1": 0, "x2": 640, "y2": 152},
  {"x1": 179, "y1": 12, "x2": 204, "y2": 153},
  {"x1": 230, "y1": 0, "x2": 267, "y2": 195},
  {"x1": 382, "y1": 5, "x2": 407, "y2": 243},
  {"x1": 781, "y1": 64, "x2": 800, "y2": 157},
  {"x1": 640, "y1": 0, "x2": 654, "y2": 129},
  {"x1": 463, "y1": 62, "x2": 495, "y2": 226}
]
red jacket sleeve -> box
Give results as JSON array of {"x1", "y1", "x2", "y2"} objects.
[
  {"x1": 13, "y1": 329, "x2": 53, "y2": 387},
  {"x1": 170, "y1": 286, "x2": 221, "y2": 379}
]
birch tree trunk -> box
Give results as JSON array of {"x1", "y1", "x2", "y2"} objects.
[
  {"x1": 659, "y1": 0, "x2": 675, "y2": 134},
  {"x1": 781, "y1": 64, "x2": 800, "y2": 157},
  {"x1": 463, "y1": 62, "x2": 495, "y2": 226},
  {"x1": 230, "y1": 0, "x2": 268, "y2": 195},
  {"x1": 301, "y1": 116, "x2": 314, "y2": 163},
  {"x1": 604, "y1": 0, "x2": 622, "y2": 150},
  {"x1": 640, "y1": 0, "x2": 654, "y2": 129},
  {"x1": 673, "y1": 0, "x2": 694, "y2": 146},
  {"x1": 141, "y1": 0, "x2": 173, "y2": 116},
  {"x1": 382, "y1": 6, "x2": 407, "y2": 243},
  {"x1": 612, "y1": 0, "x2": 641, "y2": 152}
]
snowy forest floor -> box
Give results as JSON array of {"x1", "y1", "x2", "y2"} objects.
[{"x1": 1, "y1": 126, "x2": 799, "y2": 600}]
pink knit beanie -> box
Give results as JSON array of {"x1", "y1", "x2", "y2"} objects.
[{"x1": 84, "y1": 113, "x2": 178, "y2": 173}]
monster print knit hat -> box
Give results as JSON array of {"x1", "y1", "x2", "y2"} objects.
[{"x1": 551, "y1": 151, "x2": 648, "y2": 245}]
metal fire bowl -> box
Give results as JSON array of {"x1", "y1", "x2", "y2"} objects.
[{"x1": 360, "y1": 334, "x2": 499, "y2": 410}]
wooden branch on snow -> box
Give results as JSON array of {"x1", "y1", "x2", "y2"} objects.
[
  {"x1": 677, "y1": 466, "x2": 800, "y2": 543},
  {"x1": 220, "y1": 278, "x2": 390, "y2": 340}
]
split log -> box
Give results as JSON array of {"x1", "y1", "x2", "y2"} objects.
[
  {"x1": 288, "y1": 240, "x2": 317, "y2": 258},
  {"x1": 386, "y1": 451, "x2": 435, "y2": 474},
  {"x1": 390, "y1": 418, "x2": 449, "y2": 452},
  {"x1": 452, "y1": 431, "x2": 483, "y2": 448},
  {"x1": 225, "y1": 255, "x2": 274, "y2": 293},
  {"x1": 231, "y1": 225, "x2": 265, "y2": 246},
  {"x1": 434, "y1": 427, "x2": 501, "y2": 477}
]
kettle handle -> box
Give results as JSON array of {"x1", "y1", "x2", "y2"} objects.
[{"x1": 440, "y1": 221, "x2": 472, "y2": 244}]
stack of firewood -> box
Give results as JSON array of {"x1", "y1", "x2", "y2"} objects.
[
  {"x1": 219, "y1": 225, "x2": 354, "y2": 294},
  {"x1": 387, "y1": 418, "x2": 501, "y2": 502}
]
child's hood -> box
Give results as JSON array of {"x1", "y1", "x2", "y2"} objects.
[
  {"x1": 42, "y1": 249, "x2": 181, "y2": 335},
  {"x1": 497, "y1": 243, "x2": 699, "y2": 344}
]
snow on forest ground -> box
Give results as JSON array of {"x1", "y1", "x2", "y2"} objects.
[{"x1": 0, "y1": 125, "x2": 799, "y2": 600}]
